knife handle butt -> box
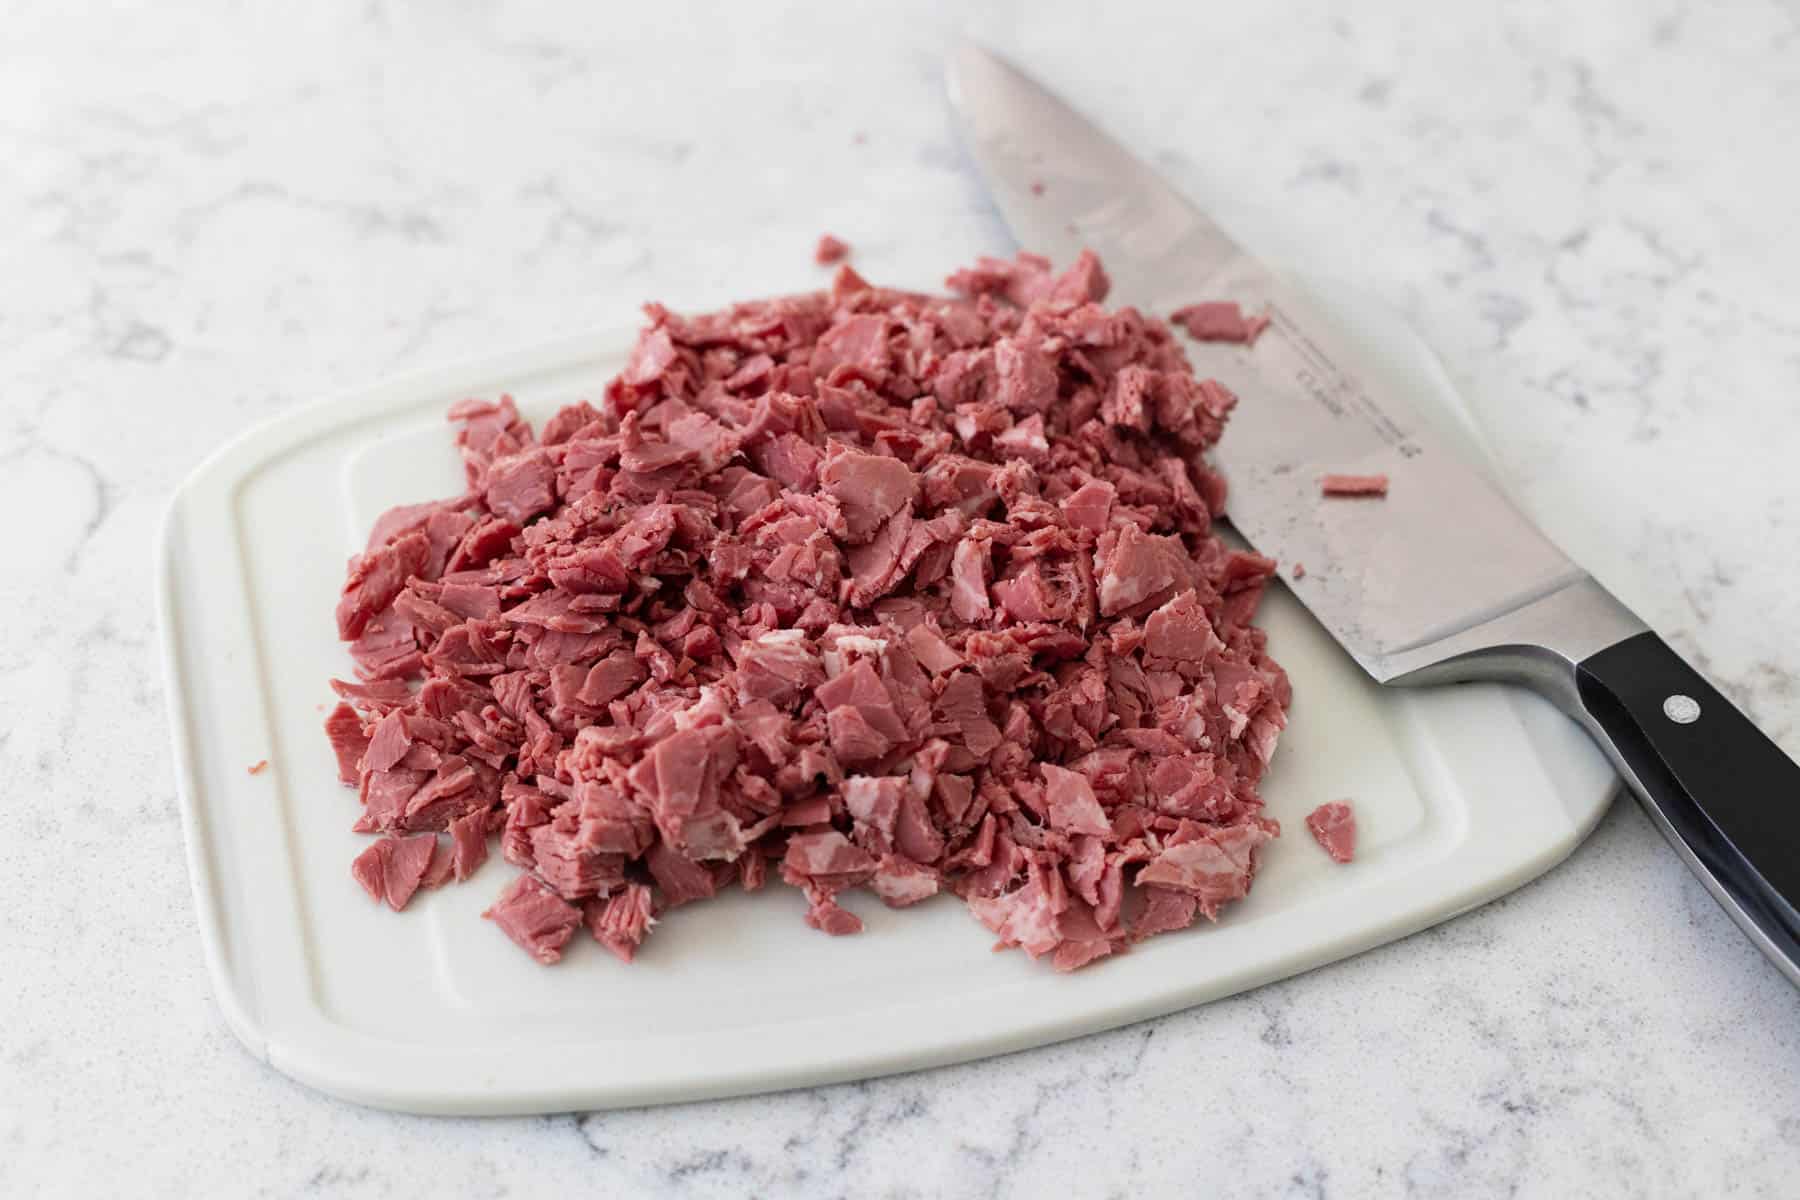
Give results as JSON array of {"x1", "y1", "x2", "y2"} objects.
[{"x1": 1577, "y1": 631, "x2": 1800, "y2": 986}]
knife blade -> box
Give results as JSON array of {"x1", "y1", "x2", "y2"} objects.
[{"x1": 947, "y1": 43, "x2": 1800, "y2": 987}]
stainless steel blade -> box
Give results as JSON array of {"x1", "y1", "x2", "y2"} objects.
[
  {"x1": 945, "y1": 43, "x2": 1241, "y2": 311},
  {"x1": 947, "y1": 44, "x2": 1586, "y2": 679}
]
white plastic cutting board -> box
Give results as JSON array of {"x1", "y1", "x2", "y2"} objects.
[{"x1": 158, "y1": 281, "x2": 1616, "y2": 1115}]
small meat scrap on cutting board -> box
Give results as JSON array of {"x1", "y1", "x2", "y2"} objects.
[
  {"x1": 1320, "y1": 473, "x2": 1389, "y2": 498},
  {"x1": 1169, "y1": 301, "x2": 1270, "y2": 345},
  {"x1": 813, "y1": 233, "x2": 850, "y2": 265},
  {"x1": 1305, "y1": 801, "x2": 1356, "y2": 864}
]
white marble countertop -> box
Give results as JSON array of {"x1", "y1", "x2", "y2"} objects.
[{"x1": 7, "y1": 2, "x2": 1800, "y2": 1195}]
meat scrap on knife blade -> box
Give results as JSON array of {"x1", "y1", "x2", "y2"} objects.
[
  {"x1": 1320, "y1": 473, "x2": 1389, "y2": 497},
  {"x1": 325, "y1": 250, "x2": 1292, "y2": 972},
  {"x1": 1169, "y1": 301, "x2": 1270, "y2": 345}
]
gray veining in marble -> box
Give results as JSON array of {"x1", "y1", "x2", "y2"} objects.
[{"x1": 5, "y1": 2, "x2": 1800, "y2": 1196}]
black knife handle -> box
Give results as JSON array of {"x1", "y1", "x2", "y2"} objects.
[{"x1": 1577, "y1": 631, "x2": 1800, "y2": 969}]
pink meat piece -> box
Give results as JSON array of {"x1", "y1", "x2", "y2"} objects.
[
  {"x1": 783, "y1": 829, "x2": 878, "y2": 879},
  {"x1": 323, "y1": 249, "x2": 1292, "y2": 970},
  {"x1": 949, "y1": 538, "x2": 992, "y2": 623},
  {"x1": 446, "y1": 516, "x2": 519, "y2": 573},
  {"x1": 1062, "y1": 480, "x2": 1115, "y2": 534},
  {"x1": 1169, "y1": 301, "x2": 1270, "y2": 344},
  {"x1": 894, "y1": 788, "x2": 944, "y2": 861},
  {"x1": 1143, "y1": 590, "x2": 1224, "y2": 661},
  {"x1": 587, "y1": 882, "x2": 657, "y2": 962},
  {"x1": 994, "y1": 336, "x2": 1059, "y2": 413},
  {"x1": 815, "y1": 659, "x2": 908, "y2": 764},
  {"x1": 843, "y1": 511, "x2": 912, "y2": 603},
  {"x1": 870, "y1": 855, "x2": 940, "y2": 907},
  {"x1": 356, "y1": 766, "x2": 430, "y2": 833},
  {"x1": 450, "y1": 396, "x2": 533, "y2": 483},
  {"x1": 323, "y1": 703, "x2": 370, "y2": 786},
  {"x1": 934, "y1": 670, "x2": 1002, "y2": 757},
  {"x1": 1051, "y1": 249, "x2": 1110, "y2": 303},
  {"x1": 946, "y1": 251, "x2": 1057, "y2": 308},
  {"x1": 364, "y1": 499, "x2": 443, "y2": 556},
  {"x1": 483, "y1": 874, "x2": 582, "y2": 964},
  {"x1": 645, "y1": 840, "x2": 722, "y2": 907},
  {"x1": 1132, "y1": 888, "x2": 1199, "y2": 939},
  {"x1": 448, "y1": 806, "x2": 490, "y2": 880},
  {"x1": 629, "y1": 725, "x2": 745, "y2": 860},
  {"x1": 813, "y1": 315, "x2": 890, "y2": 379},
  {"x1": 580, "y1": 650, "x2": 649, "y2": 706},
  {"x1": 531, "y1": 818, "x2": 627, "y2": 901},
  {"x1": 621, "y1": 328, "x2": 678, "y2": 388},
  {"x1": 1320, "y1": 473, "x2": 1390, "y2": 497},
  {"x1": 542, "y1": 401, "x2": 601, "y2": 444},
  {"x1": 820, "y1": 448, "x2": 917, "y2": 543},
  {"x1": 803, "y1": 889, "x2": 864, "y2": 936},
  {"x1": 348, "y1": 609, "x2": 421, "y2": 680},
  {"x1": 993, "y1": 413, "x2": 1049, "y2": 464},
  {"x1": 350, "y1": 834, "x2": 437, "y2": 912},
  {"x1": 1306, "y1": 801, "x2": 1357, "y2": 863},
  {"x1": 905, "y1": 622, "x2": 963, "y2": 674},
  {"x1": 424, "y1": 509, "x2": 476, "y2": 577},
  {"x1": 814, "y1": 233, "x2": 850, "y2": 265},
  {"x1": 336, "y1": 530, "x2": 430, "y2": 640},
  {"x1": 1103, "y1": 364, "x2": 1155, "y2": 432},
  {"x1": 484, "y1": 448, "x2": 558, "y2": 523},
  {"x1": 1096, "y1": 524, "x2": 1199, "y2": 617},
  {"x1": 967, "y1": 861, "x2": 1068, "y2": 958},
  {"x1": 844, "y1": 775, "x2": 904, "y2": 852},
  {"x1": 1137, "y1": 823, "x2": 1274, "y2": 918},
  {"x1": 419, "y1": 838, "x2": 456, "y2": 890},
  {"x1": 1042, "y1": 764, "x2": 1110, "y2": 837},
  {"x1": 331, "y1": 676, "x2": 412, "y2": 709}
]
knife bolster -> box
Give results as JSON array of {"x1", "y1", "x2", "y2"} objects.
[{"x1": 1376, "y1": 575, "x2": 1644, "y2": 714}]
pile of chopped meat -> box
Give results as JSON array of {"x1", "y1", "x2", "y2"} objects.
[{"x1": 324, "y1": 249, "x2": 1291, "y2": 972}]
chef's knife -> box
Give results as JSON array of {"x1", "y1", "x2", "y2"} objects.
[{"x1": 947, "y1": 44, "x2": 1800, "y2": 987}]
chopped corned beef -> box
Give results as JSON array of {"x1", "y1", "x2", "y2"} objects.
[
  {"x1": 247, "y1": 759, "x2": 269, "y2": 776},
  {"x1": 447, "y1": 806, "x2": 489, "y2": 879},
  {"x1": 351, "y1": 834, "x2": 437, "y2": 912},
  {"x1": 1320, "y1": 473, "x2": 1390, "y2": 497},
  {"x1": 483, "y1": 874, "x2": 582, "y2": 964},
  {"x1": 586, "y1": 882, "x2": 657, "y2": 962},
  {"x1": 814, "y1": 234, "x2": 850, "y2": 265},
  {"x1": 1170, "y1": 301, "x2": 1270, "y2": 345},
  {"x1": 326, "y1": 250, "x2": 1290, "y2": 971},
  {"x1": 1306, "y1": 801, "x2": 1356, "y2": 863}
]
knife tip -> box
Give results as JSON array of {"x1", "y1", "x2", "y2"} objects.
[{"x1": 945, "y1": 39, "x2": 1007, "y2": 107}]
